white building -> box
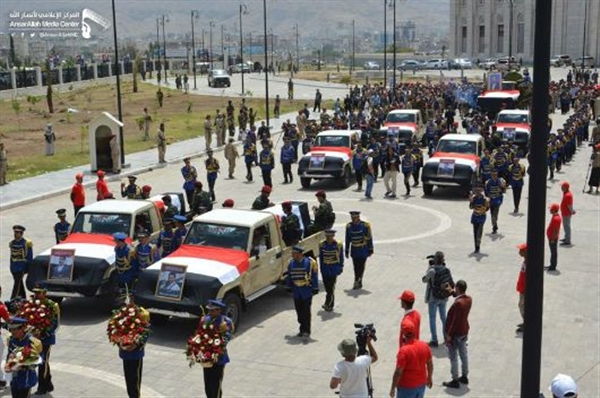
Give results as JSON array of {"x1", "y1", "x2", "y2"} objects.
[{"x1": 450, "y1": 0, "x2": 600, "y2": 64}]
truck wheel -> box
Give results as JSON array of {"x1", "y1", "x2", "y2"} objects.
[
  {"x1": 224, "y1": 293, "x2": 242, "y2": 327},
  {"x1": 340, "y1": 166, "x2": 352, "y2": 188},
  {"x1": 300, "y1": 178, "x2": 311, "y2": 189},
  {"x1": 423, "y1": 184, "x2": 433, "y2": 196},
  {"x1": 150, "y1": 313, "x2": 169, "y2": 326}
]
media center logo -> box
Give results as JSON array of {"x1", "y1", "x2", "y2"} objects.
[{"x1": 7, "y1": 8, "x2": 111, "y2": 39}]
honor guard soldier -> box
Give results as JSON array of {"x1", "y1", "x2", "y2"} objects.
[
  {"x1": 484, "y1": 170, "x2": 507, "y2": 234},
  {"x1": 410, "y1": 144, "x2": 423, "y2": 187},
  {"x1": 508, "y1": 157, "x2": 526, "y2": 213},
  {"x1": 313, "y1": 191, "x2": 335, "y2": 232},
  {"x1": 281, "y1": 201, "x2": 301, "y2": 246},
  {"x1": 30, "y1": 287, "x2": 60, "y2": 395},
  {"x1": 121, "y1": 176, "x2": 142, "y2": 199},
  {"x1": 479, "y1": 148, "x2": 494, "y2": 184},
  {"x1": 157, "y1": 219, "x2": 175, "y2": 258},
  {"x1": 199, "y1": 300, "x2": 234, "y2": 398},
  {"x1": 352, "y1": 145, "x2": 366, "y2": 191},
  {"x1": 70, "y1": 173, "x2": 86, "y2": 217},
  {"x1": 401, "y1": 147, "x2": 416, "y2": 196},
  {"x1": 172, "y1": 215, "x2": 188, "y2": 252},
  {"x1": 491, "y1": 147, "x2": 508, "y2": 181},
  {"x1": 469, "y1": 187, "x2": 489, "y2": 253},
  {"x1": 205, "y1": 149, "x2": 220, "y2": 202},
  {"x1": 191, "y1": 181, "x2": 213, "y2": 216},
  {"x1": 117, "y1": 299, "x2": 150, "y2": 398},
  {"x1": 259, "y1": 141, "x2": 275, "y2": 187},
  {"x1": 132, "y1": 231, "x2": 158, "y2": 271},
  {"x1": 280, "y1": 138, "x2": 295, "y2": 184},
  {"x1": 319, "y1": 230, "x2": 344, "y2": 312},
  {"x1": 286, "y1": 246, "x2": 319, "y2": 338},
  {"x1": 243, "y1": 136, "x2": 257, "y2": 182},
  {"x1": 54, "y1": 209, "x2": 70, "y2": 243},
  {"x1": 345, "y1": 211, "x2": 374, "y2": 290},
  {"x1": 5, "y1": 317, "x2": 43, "y2": 397},
  {"x1": 252, "y1": 186, "x2": 274, "y2": 210},
  {"x1": 113, "y1": 232, "x2": 137, "y2": 293},
  {"x1": 9, "y1": 225, "x2": 33, "y2": 299},
  {"x1": 181, "y1": 157, "x2": 198, "y2": 208}
]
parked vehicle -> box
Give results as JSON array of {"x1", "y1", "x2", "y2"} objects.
[
  {"x1": 228, "y1": 62, "x2": 252, "y2": 74},
  {"x1": 425, "y1": 59, "x2": 448, "y2": 69},
  {"x1": 550, "y1": 54, "x2": 572, "y2": 67},
  {"x1": 495, "y1": 57, "x2": 519, "y2": 71},
  {"x1": 363, "y1": 61, "x2": 381, "y2": 70},
  {"x1": 575, "y1": 56, "x2": 595, "y2": 68},
  {"x1": 479, "y1": 58, "x2": 497, "y2": 70},
  {"x1": 208, "y1": 69, "x2": 231, "y2": 88},
  {"x1": 453, "y1": 58, "x2": 473, "y2": 69},
  {"x1": 398, "y1": 60, "x2": 422, "y2": 71}
]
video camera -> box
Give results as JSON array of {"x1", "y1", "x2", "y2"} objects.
[
  {"x1": 354, "y1": 323, "x2": 377, "y2": 355},
  {"x1": 426, "y1": 253, "x2": 445, "y2": 266}
]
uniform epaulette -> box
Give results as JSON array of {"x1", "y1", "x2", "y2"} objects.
[{"x1": 25, "y1": 239, "x2": 33, "y2": 248}]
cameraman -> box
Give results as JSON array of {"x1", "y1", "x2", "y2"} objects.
[
  {"x1": 422, "y1": 251, "x2": 454, "y2": 347},
  {"x1": 330, "y1": 337, "x2": 378, "y2": 398}
]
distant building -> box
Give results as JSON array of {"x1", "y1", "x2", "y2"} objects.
[{"x1": 450, "y1": 0, "x2": 600, "y2": 64}]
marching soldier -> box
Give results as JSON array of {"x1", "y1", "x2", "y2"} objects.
[
  {"x1": 4, "y1": 317, "x2": 43, "y2": 397},
  {"x1": 54, "y1": 208, "x2": 71, "y2": 243},
  {"x1": 181, "y1": 157, "x2": 198, "y2": 208},
  {"x1": 117, "y1": 298, "x2": 150, "y2": 398},
  {"x1": 157, "y1": 219, "x2": 175, "y2": 258},
  {"x1": 252, "y1": 186, "x2": 274, "y2": 210},
  {"x1": 259, "y1": 141, "x2": 275, "y2": 187},
  {"x1": 280, "y1": 138, "x2": 295, "y2": 184},
  {"x1": 9, "y1": 225, "x2": 33, "y2": 299},
  {"x1": 132, "y1": 231, "x2": 158, "y2": 271},
  {"x1": 469, "y1": 187, "x2": 489, "y2": 253},
  {"x1": 480, "y1": 148, "x2": 494, "y2": 184},
  {"x1": 286, "y1": 246, "x2": 319, "y2": 338},
  {"x1": 243, "y1": 136, "x2": 257, "y2": 182},
  {"x1": 411, "y1": 144, "x2": 423, "y2": 187},
  {"x1": 113, "y1": 232, "x2": 137, "y2": 293},
  {"x1": 205, "y1": 149, "x2": 220, "y2": 202},
  {"x1": 191, "y1": 181, "x2": 213, "y2": 216},
  {"x1": 319, "y1": 230, "x2": 343, "y2": 312},
  {"x1": 508, "y1": 157, "x2": 526, "y2": 213},
  {"x1": 313, "y1": 191, "x2": 335, "y2": 232},
  {"x1": 401, "y1": 147, "x2": 416, "y2": 196},
  {"x1": 345, "y1": 211, "x2": 374, "y2": 290},
  {"x1": 172, "y1": 215, "x2": 188, "y2": 252},
  {"x1": 491, "y1": 146, "x2": 508, "y2": 181},
  {"x1": 30, "y1": 287, "x2": 60, "y2": 395},
  {"x1": 485, "y1": 170, "x2": 507, "y2": 234},
  {"x1": 121, "y1": 176, "x2": 142, "y2": 199},
  {"x1": 281, "y1": 201, "x2": 301, "y2": 246}
]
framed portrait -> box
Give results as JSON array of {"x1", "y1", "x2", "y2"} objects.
[
  {"x1": 503, "y1": 127, "x2": 516, "y2": 141},
  {"x1": 48, "y1": 249, "x2": 75, "y2": 281},
  {"x1": 437, "y1": 159, "x2": 456, "y2": 177},
  {"x1": 155, "y1": 263, "x2": 187, "y2": 301},
  {"x1": 488, "y1": 72, "x2": 502, "y2": 91},
  {"x1": 309, "y1": 154, "x2": 325, "y2": 169}
]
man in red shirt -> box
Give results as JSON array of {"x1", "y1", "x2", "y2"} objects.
[
  {"x1": 0, "y1": 286, "x2": 10, "y2": 388},
  {"x1": 546, "y1": 203, "x2": 562, "y2": 272},
  {"x1": 70, "y1": 173, "x2": 86, "y2": 216},
  {"x1": 398, "y1": 290, "x2": 421, "y2": 348},
  {"x1": 96, "y1": 170, "x2": 112, "y2": 201},
  {"x1": 390, "y1": 320, "x2": 433, "y2": 398},
  {"x1": 442, "y1": 280, "x2": 472, "y2": 389},
  {"x1": 559, "y1": 181, "x2": 576, "y2": 245},
  {"x1": 515, "y1": 243, "x2": 527, "y2": 333}
]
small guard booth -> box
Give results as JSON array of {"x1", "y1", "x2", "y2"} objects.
[{"x1": 89, "y1": 112, "x2": 123, "y2": 172}]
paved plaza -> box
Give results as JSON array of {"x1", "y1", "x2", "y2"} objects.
[{"x1": 0, "y1": 69, "x2": 598, "y2": 397}]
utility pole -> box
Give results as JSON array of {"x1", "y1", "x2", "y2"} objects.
[
  {"x1": 351, "y1": 19, "x2": 355, "y2": 75},
  {"x1": 209, "y1": 21, "x2": 215, "y2": 70},
  {"x1": 161, "y1": 14, "x2": 168, "y2": 84},
  {"x1": 191, "y1": 10, "x2": 198, "y2": 90},
  {"x1": 263, "y1": 0, "x2": 270, "y2": 128},
  {"x1": 581, "y1": 0, "x2": 589, "y2": 70},
  {"x1": 240, "y1": 4, "x2": 248, "y2": 94},
  {"x1": 392, "y1": 0, "x2": 396, "y2": 88},
  {"x1": 508, "y1": 0, "x2": 514, "y2": 60},
  {"x1": 384, "y1": 0, "x2": 387, "y2": 86},
  {"x1": 156, "y1": 19, "x2": 160, "y2": 79},
  {"x1": 111, "y1": 0, "x2": 124, "y2": 165},
  {"x1": 221, "y1": 24, "x2": 225, "y2": 69}
]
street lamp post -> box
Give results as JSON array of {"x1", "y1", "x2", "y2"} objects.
[
  {"x1": 269, "y1": 28, "x2": 274, "y2": 75},
  {"x1": 160, "y1": 14, "x2": 169, "y2": 84},
  {"x1": 508, "y1": 0, "x2": 514, "y2": 61},
  {"x1": 384, "y1": 0, "x2": 387, "y2": 85},
  {"x1": 191, "y1": 10, "x2": 199, "y2": 90},
  {"x1": 294, "y1": 23, "x2": 299, "y2": 73},
  {"x1": 111, "y1": 0, "x2": 124, "y2": 165},
  {"x1": 202, "y1": 29, "x2": 206, "y2": 63},
  {"x1": 156, "y1": 19, "x2": 161, "y2": 79},
  {"x1": 209, "y1": 21, "x2": 215, "y2": 70},
  {"x1": 351, "y1": 19, "x2": 355, "y2": 75},
  {"x1": 221, "y1": 25, "x2": 225, "y2": 69},
  {"x1": 263, "y1": 0, "x2": 270, "y2": 128},
  {"x1": 581, "y1": 0, "x2": 589, "y2": 70},
  {"x1": 239, "y1": 3, "x2": 248, "y2": 94},
  {"x1": 391, "y1": 0, "x2": 397, "y2": 88}
]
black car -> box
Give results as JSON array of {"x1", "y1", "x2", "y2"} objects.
[{"x1": 208, "y1": 69, "x2": 231, "y2": 88}]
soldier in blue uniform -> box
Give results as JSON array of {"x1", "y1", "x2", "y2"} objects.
[
  {"x1": 401, "y1": 147, "x2": 416, "y2": 196},
  {"x1": 132, "y1": 231, "x2": 158, "y2": 271},
  {"x1": 484, "y1": 170, "x2": 507, "y2": 234},
  {"x1": 181, "y1": 157, "x2": 198, "y2": 208},
  {"x1": 53, "y1": 209, "x2": 70, "y2": 244},
  {"x1": 345, "y1": 211, "x2": 374, "y2": 290},
  {"x1": 117, "y1": 298, "x2": 150, "y2": 398},
  {"x1": 280, "y1": 138, "x2": 295, "y2": 184},
  {"x1": 9, "y1": 225, "x2": 33, "y2": 299},
  {"x1": 120, "y1": 176, "x2": 142, "y2": 199},
  {"x1": 491, "y1": 147, "x2": 508, "y2": 181},
  {"x1": 411, "y1": 144, "x2": 423, "y2": 187},
  {"x1": 243, "y1": 136, "x2": 257, "y2": 182},
  {"x1": 259, "y1": 141, "x2": 275, "y2": 188},
  {"x1": 113, "y1": 232, "x2": 137, "y2": 293},
  {"x1": 480, "y1": 148, "x2": 494, "y2": 184},
  {"x1": 319, "y1": 230, "x2": 343, "y2": 312},
  {"x1": 200, "y1": 299, "x2": 234, "y2": 398},
  {"x1": 508, "y1": 157, "x2": 526, "y2": 213},
  {"x1": 469, "y1": 187, "x2": 489, "y2": 253},
  {"x1": 172, "y1": 215, "x2": 188, "y2": 251},
  {"x1": 286, "y1": 246, "x2": 319, "y2": 338},
  {"x1": 205, "y1": 149, "x2": 220, "y2": 202},
  {"x1": 4, "y1": 317, "x2": 42, "y2": 397},
  {"x1": 157, "y1": 219, "x2": 175, "y2": 258},
  {"x1": 30, "y1": 287, "x2": 60, "y2": 395}
]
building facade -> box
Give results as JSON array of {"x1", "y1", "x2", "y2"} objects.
[{"x1": 450, "y1": 0, "x2": 600, "y2": 65}]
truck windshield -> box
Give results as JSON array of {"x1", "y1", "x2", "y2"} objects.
[
  {"x1": 386, "y1": 113, "x2": 415, "y2": 123},
  {"x1": 437, "y1": 140, "x2": 477, "y2": 154},
  {"x1": 497, "y1": 113, "x2": 529, "y2": 124},
  {"x1": 71, "y1": 213, "x2": 131, "y2": 236},
  {"x1": 185, "y1": 222, "x2": 250, "y2": 251},
  {"x1": 315, "y1": 135, "x2": 349, "y2": 147}
]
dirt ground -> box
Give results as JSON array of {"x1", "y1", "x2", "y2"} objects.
[{"x1": 0, "y1": 81, "x2": 305, "y2": 180}]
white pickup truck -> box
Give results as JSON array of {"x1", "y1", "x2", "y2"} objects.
[{"x1": 134, "y1": 203, "x2": 324, "y2": 326}]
